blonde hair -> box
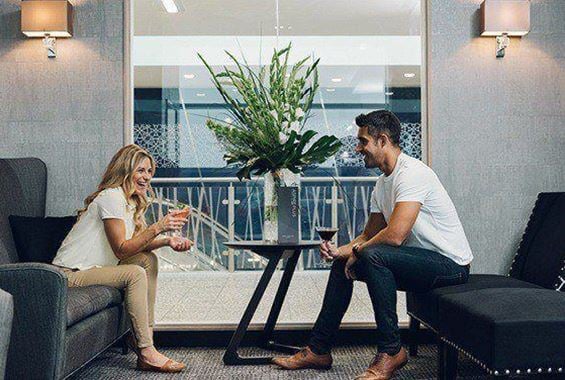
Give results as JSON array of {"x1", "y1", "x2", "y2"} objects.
[{"x1": 79, "y1": 144, "x2": 156, "y2": 235}]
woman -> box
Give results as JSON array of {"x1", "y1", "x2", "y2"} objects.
[{"x1": 52, "y1": 144, "x2": 191, "y2": 373}]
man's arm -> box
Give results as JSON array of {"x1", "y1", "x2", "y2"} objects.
[
  {"x1": 331, "y1": 213, "x2": 387, "y2": 259},
  {"x1": 357, "y1": 201, "x2": 421, "y2": 251}
]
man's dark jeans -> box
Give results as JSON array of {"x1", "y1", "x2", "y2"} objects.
[{"x1": 309, "y1": 244, "x2": 470, "y2": 355}]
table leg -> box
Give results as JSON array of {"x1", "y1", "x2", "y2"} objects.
[
  {"x1": 260, "y1": 249, "x2": 302, "y2": 353},
  {"x1": 223, "y1": 252, "x2": 282, "y2": 365}
]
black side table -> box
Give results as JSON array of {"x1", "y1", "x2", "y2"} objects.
[{"x1": 222, "y1": 240, "x2": 321, "y2": 365}]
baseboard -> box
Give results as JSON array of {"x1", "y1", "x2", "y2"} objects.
[{"x1": 152, "y1": 327, "x2": 436, "y2": 348}]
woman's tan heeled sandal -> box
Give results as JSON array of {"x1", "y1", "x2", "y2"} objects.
[{"x1": 137, "y1": 357, "x2": 186, "y2": 373}]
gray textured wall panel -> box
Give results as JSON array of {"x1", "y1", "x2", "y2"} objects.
[
  {"x1": 430, "y1": 0, "x2": 565, "y2": 274},
  {"x1": 1, "y1": 0, "x2": 563, "y2": 275},
  {"x1": 0, "y1": 0, "x2": 124, "y2": 216}
]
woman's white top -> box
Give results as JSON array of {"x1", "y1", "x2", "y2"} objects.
[{"x1": 52, "y1": 187, "x2": 135, "y2": 270}]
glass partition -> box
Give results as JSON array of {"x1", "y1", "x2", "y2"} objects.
[{"x1": 132, "y1": 0, "x2": 423, "y2": 326}]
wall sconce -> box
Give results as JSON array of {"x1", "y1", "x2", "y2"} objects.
[
  {"x1": 21, "y1": 0, "x2": 73, "y2": 58},
  {"x1": 480, "y1": 0, "x2": 530, "y2": 58}
]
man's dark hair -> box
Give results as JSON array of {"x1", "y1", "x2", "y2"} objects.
[{"x1": 355, "y1": 110, "x2": 401, "y2": 146}]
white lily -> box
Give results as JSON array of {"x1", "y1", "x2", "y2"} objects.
[
  {"x1": 290, "y1": 121, "x2": 300, "y2": 132},
  {"x1": 270, "y1": 110, "x2": 278, "y2": 120},
  {"x1": 295, "y1": 108, "x2": 305, "y2": 119},
  {"x1": 279, "y1": 132, "x2": 289, "y2": 144}
]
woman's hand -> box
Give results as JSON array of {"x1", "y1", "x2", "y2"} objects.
[
  {"x1": 155, "y1": 212, "x2": 188, "y2": 234},
  {"x1": 168, "y1": 236, "x2": 193, "y2": 252}
]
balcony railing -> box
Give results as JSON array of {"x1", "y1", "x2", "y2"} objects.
[{"x1": 149, "y1": 176, "x2": 378, "y2": 272}]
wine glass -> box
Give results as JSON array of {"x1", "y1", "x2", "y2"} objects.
[{"x1": 315, "y1": 227, "x2": 339, "y2": 262}]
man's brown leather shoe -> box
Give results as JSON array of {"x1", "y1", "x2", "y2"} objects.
[
  {"x1": 354, "y1": 347, "x2": 408, "y2": 380},
  {"x1": 272, "y1": 347, "x2": 332, "y2": 370}
]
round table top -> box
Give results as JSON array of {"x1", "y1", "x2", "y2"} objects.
[{"x1": 224, "y1": 240, "x2": 321, "y2": 250}]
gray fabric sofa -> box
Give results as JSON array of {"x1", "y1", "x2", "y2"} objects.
[
  {"x1": 0, "y1": 158, "x2": 129, "y2": 379},
  {"x1": 0, "y1": 288, "x2": 13, "y2": 380}
]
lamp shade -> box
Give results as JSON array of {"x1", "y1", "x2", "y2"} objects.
[
  {"x1": 21, "y1": 0, "x2": 73, "y2": 38},
  {"x1": 480, "y1": 0, "x2": 530, "y2": 37}
]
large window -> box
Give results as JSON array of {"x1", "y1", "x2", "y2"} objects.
[{"x1": 132, "y1": 0, "x2": 424, "y2": 326}]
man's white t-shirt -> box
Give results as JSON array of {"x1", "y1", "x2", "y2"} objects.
[
  {"x1": 370, "y1": 153, "x2": 473, "y2": 266},
  {"x1": 52, "y1": 187, "x2": 135, "y2": 270}
]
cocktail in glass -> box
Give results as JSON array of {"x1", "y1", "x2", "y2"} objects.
[{"x1": 168, "y1": 205, "x2": 191, "y2": 237}]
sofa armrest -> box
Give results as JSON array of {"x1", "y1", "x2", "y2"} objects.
[
  {"x1": 0, "y1": 263, "x2": 67, "y2": 380},
  {"x1": 0, "y1": 288, "x2": 14, "y2": 378}
]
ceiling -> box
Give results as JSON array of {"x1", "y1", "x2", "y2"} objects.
[
  {"x1": 134, "y1": 0, "x2": 421, "y2": 36},
  {"x1": 133, "y1": 0, "x2": 422, "y2": 97}
]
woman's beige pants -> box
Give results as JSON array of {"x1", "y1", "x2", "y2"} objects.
[{"x1": 64, "y1": 251, "x2": 158, "y2": 348}]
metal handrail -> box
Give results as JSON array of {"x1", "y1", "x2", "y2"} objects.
[{"x1": 150, "y1": 176, "x2": 377, "y2": 272}]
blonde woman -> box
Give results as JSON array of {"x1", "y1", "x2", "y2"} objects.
[{"x1": 52, "y1": 144, "x2": 191, "y2": 373}]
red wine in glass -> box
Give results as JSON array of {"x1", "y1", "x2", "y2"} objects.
[
  {"x1": 316, "y1": 227, "x2": 339, "y2": 262},
  {"x1": 315, "y1": 227, "x2": 338, "y2": 241}
]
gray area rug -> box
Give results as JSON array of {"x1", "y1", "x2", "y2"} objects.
[{"x1": 69, "y1": 345, "x2": 559, "y2": 379}]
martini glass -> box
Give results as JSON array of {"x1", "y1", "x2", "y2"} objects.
[{"x1": 315, "y1": 227, "x2": 339, "y2": 262}]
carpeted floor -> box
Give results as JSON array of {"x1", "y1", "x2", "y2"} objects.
[{"x1": 68, "y1": 344, "x2": 560, "y2": 379}]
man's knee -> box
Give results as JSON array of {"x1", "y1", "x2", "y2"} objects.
[
  {"x1": 358, "y1": 244, "x2": 393, "y2": 268},
  {"x1": 329, "y1": 258, "x2": 349, "y2": 279},
  {"x1": 330, "y1": 258, "x2": 346, "y2": 271}
]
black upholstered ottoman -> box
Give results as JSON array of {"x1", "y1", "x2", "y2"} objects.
[
  {"x1": 438, "y1": 288, "x2": 565, "y2": 376},
  {"x1": 406, "y1": 274, "x2": 542, "y2": 328}
]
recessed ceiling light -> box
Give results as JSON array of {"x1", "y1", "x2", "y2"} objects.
[
  {"x1": 196, "y1": 93, "x2": 205, "y2": 97},
  {"x1": 287, "y1": 25, "x2": 293, "y2": 30},
  {"x1": 385, "y1": 91, "x2": 394, "y2": 96},
  {"x1": 404, "y1": 73, "x2": 416, "y2": 78},
  {"x1": 161, "y1": 0, "x2": 179, "y2": 13},
  {"x1": 183, "y1": 74, "x2": 195, "y2": 79},
  {"x1": 326, "y1": 88, "x2": 336, "y2": 92},
  {"x1": 331, "y1": 78, "x2": 342, "y2": 83}
]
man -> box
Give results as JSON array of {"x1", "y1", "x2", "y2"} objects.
[{"x1": 273, "y1": 110, "x2": 473, "y2": 379}]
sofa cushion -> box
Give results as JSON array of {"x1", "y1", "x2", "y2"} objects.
[
  {"x1": 66, "y1": 285, "x2": 123, "y2": 327},
  {"x1": 8, "y1": 215, "x2": 76, "y2": 263},
  {"x1": 406, "y1": 274, "x2": 542, "y2": 327},
  {"x1": 438, "y1": 288, "x2": 565, "y2": 371}
]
